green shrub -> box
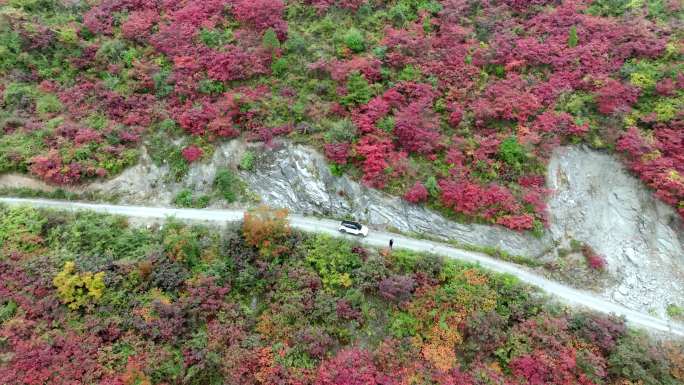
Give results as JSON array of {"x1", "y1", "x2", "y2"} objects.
[
  {"x1": 3, "y1": 82, "x2": 36, "y2": 109},
  {"x1": 198, "y1": 79, "x2": 225, "y2": 95},
  {"x1": 329, "y1": 163, "x2": 345, "y2": 177},
  {"x1": 305, "y1": 234, "x2": 361, "y2": 289},
  {"x1": 0, "y1": 132, "x2": 45, "y2": 173},
  {"x1": 343, "y1": 28, "x2": 365, "y2": 53},
  {"x1": 214, "y1": 169, "x2": 240, "y2": 203},
  {"x1": 608, "y1": 331, "x2": 675, "y2": 385},
  {"x1": 46, "y1": 211, "x2": 156, "y2": 269},
  {"x1": 57, "y1": 26, "x2": 79, "y2": 45},
  {"x1": 667, "y1": 304, "x2": 684, "y2": 319},
  {"x1": 153, "y1": 67, "x2": 174, "y2": 98},
  {"x1": 262, "y1": 28, "x2": 280, "y2": 50},
  {"x1": 271, "y1": 57, "x2": 289, "y2": 76},
  {"x1": 425, "y1": 176, "x2": 440, "y2": 197},
  {"x1": 0, "y1": 300, "x2": 17, "y2": 323},
  {"x1": 390, "y1": 311, "x2": 419, "y2": 338},
  {"x1": 96, "y1": 39, "x2": 126, "y2": 62},
  {"x1": 239, "y1": 150, "x2": 256, "y2": 171},
  {"x1": 35, "y1": 93, "x2": 62, "y2": 115},
  {"x1": 8, "y1": 0, "x2": 55, "y2": 11},
  {"x1": 498, "y1": 137, "x2": 527, "y2": 172},
  {"x1": 0, "y1": 206, "x2": 46, "y2": 252},
  {"x1": 198, "y1": 28, "x2": 234, "y2": 48},
  {"x1": 173, "y1": 189, "x2": 211, "y2": 208},
  {"x1": 323, "y1": 119, "x2": 357, "y2": 142},
  {"x1": 568, "y1": 26, "x2": 578, "y2": 48},
  {"x1": 341, "y1": 72, "x2": 372, "y2": 106},
  {"x1": 0, "y1": 30, "x2": 22, "y2": 71},
  {"x1": 398, "y1": 65, "x2": 421, "y2": 81},
  {"x1": 284, "y1": 33, "x2": 307, "y2": 55},
  {"x1": 376, "y1": 116, "x2": 395, "y2": 132}
]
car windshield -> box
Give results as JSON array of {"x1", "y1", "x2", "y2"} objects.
[{"x1": 342, "y1": 221, "x2": 361, "y2": 229}]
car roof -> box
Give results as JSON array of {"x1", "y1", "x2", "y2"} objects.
[{"x1": 341, "y1": 220, "x2": 361, "y2": 227}]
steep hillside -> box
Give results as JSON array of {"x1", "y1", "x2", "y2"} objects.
[{"x1": 1, "y1": 0, "x2": 682, "y2": 231}]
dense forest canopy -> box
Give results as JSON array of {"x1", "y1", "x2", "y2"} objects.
[
  {"x1": 0, "y1": 204, "x2": 683, "y2": 384},
  {"x1": 0, "y1": 0, "x2": 682, "y2": 231}
]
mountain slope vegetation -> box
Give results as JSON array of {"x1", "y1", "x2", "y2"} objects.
[{"x1": 0, "y1": 0, "x2": 682, "y2": 231}]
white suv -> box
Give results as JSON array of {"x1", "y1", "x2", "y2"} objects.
[{"x1": 338, "y1": 220, "x2": 369, "y2": 237}]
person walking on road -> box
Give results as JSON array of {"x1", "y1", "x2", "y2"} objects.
[{"x1": 389, "y1": 238, "x2": 394, "y2": 250}]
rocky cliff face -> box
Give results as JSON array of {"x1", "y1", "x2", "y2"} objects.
[
  {"x1": 547, "y1": 147, "x2": 684, "y2": 318},
  {"x1": 1, "y1": 140, "x2": 682, "y2": 318},
  {"x1": 239, "y1": 142, "x2": 552, "y2": 258}
]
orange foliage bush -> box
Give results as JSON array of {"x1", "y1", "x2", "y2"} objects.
[{"x1": 243, "y1": 205, "x2": 291, "y2": 258}]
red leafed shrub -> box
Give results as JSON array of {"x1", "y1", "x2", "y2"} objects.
[
  {"x1": 176, "y1": 101, "x2": 217, "y2": 135},
  {"x1": 616, "y1": 126, "x2": 650, "y2": 158},
  {"x1": 325, "y1": 142, "x2": 351, "y2": 165},
  {"x1": 432, "y1": 368, "x2": 475, "y2": 385},
  {"x1": 316, "y1": 348, "x2": 393, "y2": 385},
  {"x1": 470, "y1": 75, "x2": 542, "y2": 123},
  {"x1": 205, "y1": 46, "x2": 271, "y2": 82},
  {"x1": 352, "y1": 96, "x2": 391, "y2": 133},
  {"x1": 0, "y1": 331, "x2": 105, "y2": 384},
  {"x1": 336, "y1": 299, "x2": 362, "y2": 321},
  {"x1": 404, "y1": 182, "x2": 428, "y2": 203},
  {"x1": 354, "y1": 134, "x2": 394, "y2": 188},
  {"x1": 510, "y1": 349, "x2": 581, "y2": 385},
  {"x1": 569, "y1": 312, "x2": 626, "y2": 354},
  {"x1": 232, "y1": 0, "x2": 287, "y2": 37},
  {"x1": 496, "y1": 214, "x2": 535, "y2": 231},
  {"x1": 329, "y1": 56, "x2": 383, "y2": 83},
  {"x1": 29, "y1": 151, "x2": 82, "y2": 185},
  {"x1": 581, "y1": 245, "x2": 606, "y2": 271},
  {"x1": 448, "y1": 105, "x2": 463, "y2": 127},
  {"x1": 616, "y1": 126, "x2": 684, "y2": 219},
  {"x1": 306, "y1": 0, "x2": 366, "y2": 13},
  {"x1": 595, "y1": 78, "x2": 640, "y2": 115},
  {"x1": 393, "y1": 100, "x2": 441, "y2": 154},
  {"x1": 182, "y1": 277, "x2": 231, "y2": 322},
  {"x1": 532, "y1": 110, "x2": 588, "y2": 137},
  {"x1": 207, "y1": 117, "x2": 240, "y2": 138},
  {"x1": 121, "y1": 9, "x2": 159, "y2": 40},
  {"x1": 74, "y1": 128, "x2": 103, "y2": 146},
  {"x1": 439, "y1": 179, "x2": 521, "y2": 222},
  {"x1": 378, "y1": 274, "x2": 416, "y2": 303},
  {"x1": 504, "y1": 0, "x2": 555, "y2": 11},
  {"x1": 182, "y1": 145, "x2": 204, "y2": 162},
  {"x1": 655, "y1": 78, "x2": 676, "y2": 96}
]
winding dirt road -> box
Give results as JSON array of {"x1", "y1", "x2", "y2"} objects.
[{"x1": 1, "y1": 197, "x2": 683, "y2": 337}]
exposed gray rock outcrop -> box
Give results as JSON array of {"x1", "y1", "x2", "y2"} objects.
[
  {"x1": 88, "y1": 141, "x2": 247, "y2": 205},
  {"x1": 240, "y1": 142, "x2": 552, "y2": 258},
  {"x1": 547, "y1": 146, "x2": 684, "y2": 318}
]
